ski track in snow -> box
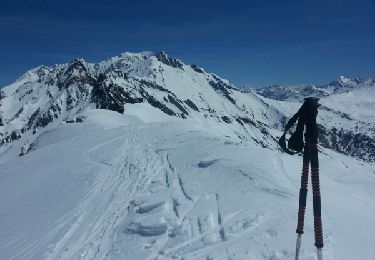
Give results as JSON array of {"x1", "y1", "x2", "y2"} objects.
[
  {"x1": 45, "y1": 125, "x2": 166, "y2": 259},
  {"x1": 86, "y1": 135, "x2": 127, "y2": 166},
  {"x1": 41, "y1": 124, "x2": 284, "y2": 260}
]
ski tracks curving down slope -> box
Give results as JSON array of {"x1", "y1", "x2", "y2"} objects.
[{"x1": 44, "y1": 125, "x2": 168, "y2": 259}]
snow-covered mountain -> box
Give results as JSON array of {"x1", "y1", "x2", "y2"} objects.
[
  {"x1": 0, "y1": 51, "x2": 281, "y2": 155},
  {"x1": 1, "y1": 52, "x2": 374, "y2": 161},
  {"x1": 1, "y1": 52, "x2": 375, "y2": 260}
]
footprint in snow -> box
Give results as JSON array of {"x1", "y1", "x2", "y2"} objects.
[
  {"x1": 197, "y1": 159, "x2": 222, "y2": 168},
  {"x1": 124, "y1": 222, "x2": 168, "y2": 237}
]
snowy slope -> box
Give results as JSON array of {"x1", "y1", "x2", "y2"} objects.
[{"x1": 1, "y1": 109, "x2": 374, "y2": 260}]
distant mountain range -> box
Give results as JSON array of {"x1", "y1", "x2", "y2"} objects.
[{"x1": 254, "y1": 76, "x2": 375, "y2": 102}]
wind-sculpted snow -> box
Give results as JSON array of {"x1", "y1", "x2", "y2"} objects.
[{"x1": 1, "y1": 110, "x2": 374, "y2": 259}]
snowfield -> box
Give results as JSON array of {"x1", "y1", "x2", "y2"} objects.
[{"x1": 1, "y1": 108, "x2": 374, "y2": 260}]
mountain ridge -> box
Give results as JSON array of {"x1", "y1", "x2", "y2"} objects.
[
  {"x1": 0, "y1": 51, "x2": 279, "y2": 155},
  {"x1": 1, "y1": 51, "x2": 374, "y2": 161}
]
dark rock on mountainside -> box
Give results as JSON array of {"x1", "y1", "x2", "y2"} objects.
[
  {"x1": 318, "y1": 125, "x2": 375, "y2": 161},
  {"x1": 91, "y1": 76, "x2": 143, "y2": 114},
  {"x1": 184, "y1": 99, "x2": 199, "y2": 112},
  {"x1": 209, "y1": 80, "x2": 237, "y2": 105},
  {"x1": 57, "y1": 59, "x2": 96, "y2": 90},
  {"x1": 191, "y1": 64, "x2": 204, "y2": 74},
  {"x1": 156, "y1": 51, "x2": 184, "y2": 70},
  {"x1": 0, "y1": 90, "x2": 5, "y2": 100}
]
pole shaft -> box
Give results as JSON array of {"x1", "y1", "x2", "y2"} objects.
[
  {"x1": 317, "y1": 248, "x2": 323, "y2": 260},
  {"x1": 295, "y1": 234, "x2": 302, "y2": 260},
  {"x1": 309, "y1": 143, "x2": 324, "y2": 249},
  {"x1": 296, "y1": 145, "x2": 309, "y2": 234}
]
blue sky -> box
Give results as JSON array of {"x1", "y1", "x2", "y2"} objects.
[{"x1": 0, "y1": 0, "x2": 374, "y2": 87}]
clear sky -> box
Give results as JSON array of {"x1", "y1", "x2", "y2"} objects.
[{"x1": 1, "y1": 0, "x2": 374, "y2": 87}]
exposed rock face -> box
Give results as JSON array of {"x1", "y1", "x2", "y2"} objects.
[
  {"x1": 91, "y1": 75, "x2": 143, "y2": 114},
  {"x1": 318, "y1": 125, "x2": 375, "y2": 161},
  {"x1": 156, "y1": 51, "x2": 184, "y2": 70}
]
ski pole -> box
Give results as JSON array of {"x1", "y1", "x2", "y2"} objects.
[{"x1": 278, "y1": 97, "x2": 324, "y2": 260}]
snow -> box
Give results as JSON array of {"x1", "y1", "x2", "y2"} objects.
[
  {"x1": 1, "y1": 109, "x2": 374, "y2": 260},
  {"x1": 320, "y1": 88, "x2": 375, "y2": 124},
  {"x1": 123, "y1": 103, "x2": 177, "y2": 123}
]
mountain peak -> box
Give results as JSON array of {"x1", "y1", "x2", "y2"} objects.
[
  {"x1": 119, "y1": 51, "x2": 155, "y2": 58},
  {"x1": 338, "y1": 75, "x2": 350, "y2": 83},
  {"x1": 330, "y1": 76, "x2": 363, "y2": 88},
  {"x1": 155, "y1": 51, "x2": 184, "y2": 69},
  {"x1": 66, "y1": 58, "x2": 87, "y2": 69},
  {"x1": 58, "y1": 58, "x2": 94, "y2": 88}
]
